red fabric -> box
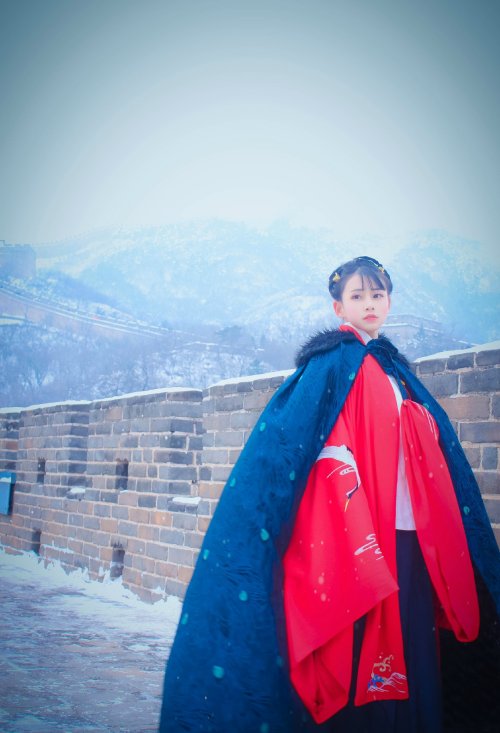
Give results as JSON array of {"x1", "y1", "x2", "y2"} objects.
[{"x1": 283, "y1": 330, "x2": 479, "y2": 724}]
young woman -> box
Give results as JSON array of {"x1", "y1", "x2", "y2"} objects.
[{"x1": 159, "y1": 257, "x2": 499, "y2": 733}]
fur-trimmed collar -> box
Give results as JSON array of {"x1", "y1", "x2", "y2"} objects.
[{"x1": 295, "y1": 328, "x2": 409, "y2": 368}]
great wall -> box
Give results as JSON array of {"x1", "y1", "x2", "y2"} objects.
[{"x1": 1, "y1": 343, "x2": 498, "y2": 603}]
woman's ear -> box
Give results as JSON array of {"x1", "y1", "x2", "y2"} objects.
[{"x1": 333, "y1": 300, "x2": 344, "y2": 319}]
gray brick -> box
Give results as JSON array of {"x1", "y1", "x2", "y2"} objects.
[
  {"x1": 202, "y1": 448, "x2": 228, "y2": 464},
  {"x1": 165, "y1": 578, "x2": 187, "y2": 599},
  {"x1": 117, "y1": 521, "x2": 138, "y2": 537},
  {"x1": 483, "y1": 496, "x2": 500, "y2": 523},
  {"x1": 138, "y1": 495, "x2": 157, "y2": 508},
  {"x1": 416, "y1": 359, "x2": 447, "y2": 375},
  {"x1": 159, "y1": 528, "x2": 185, "y2": 545},
  {"x1": 214, "y1": 395, "x2": 245, "y2": 412},
  {"x1": 183, "y1": 531, "x2": 203, "y2": 549},
  {"x1": 158, "y1": 466, "x2": 197, "y2": 481},
  {"x1": 446, "y1": 353, "x2": 475, "y2": 370},
  {"x1": 474, "y1": 471, "x2": 499, "y2": 494},
  {"x1": 476, "y1": 348, "x2": 500, "y2": 366},
  {"x1": 419, "y1": 373, "x2": 458, "y2": 397},
  {"x1": 460, "y1": 422, "x2": 500, "y2": 443},
  {"x1": 460, "y1": 368, "x2": 500, "y2": 394},
  {"x1": 230, "y1": 412, "x2": 259, "y2": 430},
  {"x1": 168, "y1": 546, "x2": 193, "y2": 565},
  {"x1": 492, "y1": 395, "x2": 500, "y2": 419},
  {"x1": 145, "y1": 542, "x2": 169, "y2": 560},
  {"x1": 482, "y1": 447, "x2": 498, "y2": 470},
  {"x1": 173, "y1": 513, "x2": 197, "y2": 531}
]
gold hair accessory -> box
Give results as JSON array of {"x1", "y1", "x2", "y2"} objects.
[{"x1": 332, "y1": 272, "x2": 341, "y2": 282}]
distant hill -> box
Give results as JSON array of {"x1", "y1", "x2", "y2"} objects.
[
  {"x1": 1, "y1": 221, "x2": 498, "y2": 407},
  {"x1": 32, "y1": 222, "x2": 499, "y2": 344}
]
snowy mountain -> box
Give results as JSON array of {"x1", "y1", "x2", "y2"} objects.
[
  {"x1": 1, "y1": 221, "x2": 498, "y2": 407},
  {"x1": 32, "y1": 221, "x2": 499, "y2": 343}
]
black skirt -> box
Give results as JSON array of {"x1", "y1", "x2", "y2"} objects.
[{"x1": 325, "y1": 530, "x2": 442, "y2": 733}]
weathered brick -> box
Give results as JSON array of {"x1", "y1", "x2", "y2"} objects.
[
  {"x1": 154, "y1": 450, "x2": 194, "y2": 465},
  {"x1": 137, "y1": 494, "x2": 157, "y2": 509},
  {"x1": 146, "y1": 543, "x2": 170, "y2": 563},
  {"x1": 82, "y1": 542, "x2": 100, "y2": 559},
  {"x1": 104, "y1": 406, "x2": 123, "y2": 422},
  {"x1": 211, "y1": 466, "x2": 231, "y2": 482},
  {"x1": 214, "y1": 394, "x2": 245, "y2": 412},
  {"x1": 419, "y1": 373, "x2": 458, "y2": 397},
  {"x1": 154, "y1": 560, "x2": 178, "y2": 578},
  {"x1": 173, "y1": 513, "x2": 197, "y2": 531},
  {"x1": 482, "y1": 447, "x2": 498, "y2": 470},
  {"x1": 128, "y1": 507, "x2": 150, "y2": 523},
  {"x1": 168, "y1": 546, "x2": 194, "y2": 565},
  {"x1": 460, "y1": 422, "x2": 500, "y2": 444},
  {"x1": 138, "y1": 524, "x2": 160, "y2": 541},
  {"x1": 203, "y1": 413, "x2": 231, "y2": 431},
  {"x1": 117, "y1": 521, "x2": 138, "y2": 537},
  {"x1": 124, "y1": 538, "x2": 146, "y2": 556},
  {"x1": 149, "y1": 511, "x2": 172, "y2": 527},
  {"x1": 474, "y1": 472, "x2": 499, "y2": 494},
  {"x1": 416, "y1": 359, "x2": 447, "y2": 375},
  {"x1": 156, "y1": 481, "x2": 192, "y2": 498},
  {"x1": 93, "y1": 503, "x2": 111, "y2": 517},
  {"x1": 100, "y1": 518, "x2": 118, "y2": 533},
  {"x1": 202, "y1": 448, "x2": 228, "y2": 464},
  {"x1": 198, "y1": 482, "x2": 224, "y2": 500},
  {"x1": 165, "y1": 578, "x2": 187, "y2": 599},
  {"x1": 463, "y1": 445, "x2": 480, "y2": 469},
  {"x1": 158, "y1": 528, "x2": 184, "y2": 545},
  {"x1": 169, "y1": 419, "x2": 195, "y2": 433},
  {"x1": 438, "y1": 395, "x2": 490, "y2": 421},
  {"x1": 492, "y1": 395, "x2": 500, "y2": 419},
  {"x1": 178, "y1": 566, "x2": 194, "y2": 584},
  {"x1": 483, "y1": 497, "x2": 500, "y2": 523},
  {"x1": 183, "y1": 531, "x2": 203, "y2": 549},
  {"x1": 460, "y1": 367, "x2": 500, "y2": 394},
  {"x1": 230, "y1": 412, "x2": 258, "y2": 430},
  {"x1": 158, "y1": 466, "x2": 197, "y2": 481},
  {"x1": 446, "y1": 353, "x2": 475, "y2": 370},
  {"x1": 111, "y1": 505, "x2": 129, "y2": 520},
  {"x1": 243, "y1": 391, "x2": 273, "y2": 411},
  {"x1": 214, "y1": 431, "x2": 244, "y2": 448},
  {"x1": 476, "y1": 348, "x2": 500, "y2": 366}
]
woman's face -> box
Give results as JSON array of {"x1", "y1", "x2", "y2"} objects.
[{"x1": 333, "y1": 272, "x2": 391, "y2": 338}]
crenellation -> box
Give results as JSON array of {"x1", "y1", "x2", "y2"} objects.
[{"x1": 1, "y1": 345, "x2": 498, "y2": 601}]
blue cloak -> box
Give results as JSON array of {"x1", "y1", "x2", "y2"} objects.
[{"x1": 159, "y1": 332, "x2": 499, "y2": 733}]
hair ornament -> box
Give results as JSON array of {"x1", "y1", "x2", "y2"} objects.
[{"x1": 328, "y1": 255, "x2": 392, "y2": 299}]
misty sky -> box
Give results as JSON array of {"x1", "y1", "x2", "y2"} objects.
[{"x1": 1, "y1": 0, "x2": 499, "y2": 259}]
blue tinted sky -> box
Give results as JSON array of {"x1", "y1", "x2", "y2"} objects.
[{"x1": 1, "y1": 0, "x2": 499, "y2": 257}]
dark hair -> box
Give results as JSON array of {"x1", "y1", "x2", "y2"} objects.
[{"x1": 328, "y1": 256, "x2": 392, "y2": 300}]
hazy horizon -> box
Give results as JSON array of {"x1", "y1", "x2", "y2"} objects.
[{"x1": 1, "y1": 0, "x2": 499, "y2": 263}]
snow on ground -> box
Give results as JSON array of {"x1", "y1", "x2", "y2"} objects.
[{"x1": 0, "y1": 547, "x2": 182, "y2": 636}]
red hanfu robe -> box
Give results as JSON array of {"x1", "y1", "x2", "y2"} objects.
[{"x1": 283, "y1": 330, "x2": 479, "y2": 724}]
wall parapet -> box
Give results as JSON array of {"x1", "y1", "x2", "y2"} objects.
[{"x1": 1, "y1": 345, "x2": 498, "y2": 602}]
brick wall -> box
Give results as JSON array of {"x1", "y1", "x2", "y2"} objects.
[
  {"x1": 0, "y1": 344, "x2": 498, "y2": 601},
  {"x1": 415, "y1": 346, "x2": 500, "y2": 539}
]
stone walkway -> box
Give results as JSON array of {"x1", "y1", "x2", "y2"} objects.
[{"x1": 0, "y1": 553, "x2": 179, "y2": 732}]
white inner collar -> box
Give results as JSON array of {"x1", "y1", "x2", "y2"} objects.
[{"x1": 343, "y1": 322, "x2": 373, "y2": 344}]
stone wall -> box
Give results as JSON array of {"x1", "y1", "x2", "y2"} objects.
[{"x1": 0, "y1": 344, "x2": 498, "y2": 602}]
